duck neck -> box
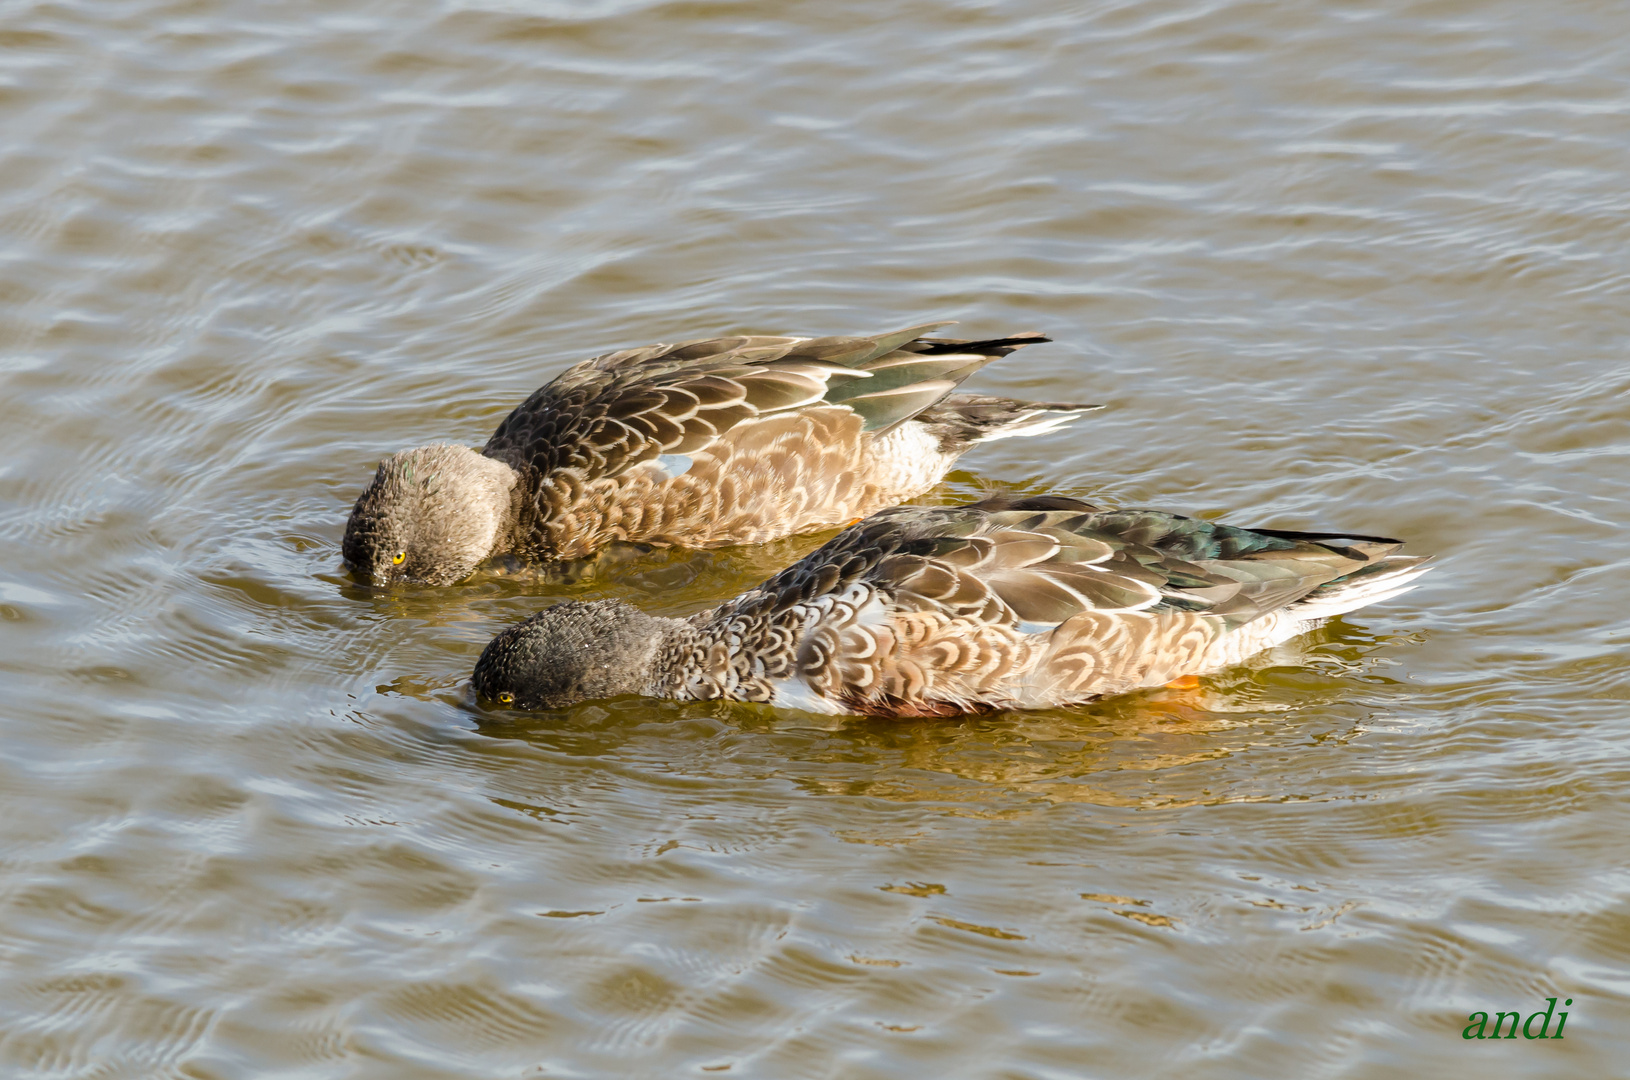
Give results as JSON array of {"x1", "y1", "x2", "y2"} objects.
[{"x1": 488, "y1": 457, "x2": 535, "y2": 556}]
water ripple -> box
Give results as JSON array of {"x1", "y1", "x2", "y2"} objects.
[{"x1": 1, "y1": 0, "x2": 1628, "y2": 1074}]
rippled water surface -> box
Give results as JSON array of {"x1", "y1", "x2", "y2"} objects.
[{"x1": 3, "y1": 0, "x2": 1629, "y2": 1076}]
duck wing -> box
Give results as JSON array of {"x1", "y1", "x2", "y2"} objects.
[
  {"x1": 728, "y1": 496, "x2": 1397, "y2": 627},
  {"x1": 480, "y1": 323, "x2": 1047, "y2": 484}
]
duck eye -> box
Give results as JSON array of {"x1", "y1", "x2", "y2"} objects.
[
  {"x1": 497, "y1": 692, "x2": 514, "y2": 705},
  {"x1": 392, "y1": 551, "x2": 406, "y2": 565}
]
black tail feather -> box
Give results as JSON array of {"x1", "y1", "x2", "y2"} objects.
[{"x1": 908, "y1": 333, "x2": 1053, "y2": 356}]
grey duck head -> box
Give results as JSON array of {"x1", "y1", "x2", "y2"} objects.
[
  {"x1": 342, "y1": 444, "x2": 518, "y2": 586},
  {"x1": 472, "y1": 599, "x2": 670, "y2": 710}
]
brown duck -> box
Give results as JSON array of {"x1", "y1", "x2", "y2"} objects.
[
  {"x1": 342, "y1": 323, "x2": 1098, "y2": 585},
  {"x1": 471, "y1": 495, "x2": 1433, "y2": 716}
]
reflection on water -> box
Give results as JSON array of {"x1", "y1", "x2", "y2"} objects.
[{"x1": 2, "y1": 0, "x2": 1628, "y2": 1075}]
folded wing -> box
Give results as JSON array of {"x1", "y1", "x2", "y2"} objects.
[{"x1": 481, "y1": 323, "x2": 1047, "y2": 483}]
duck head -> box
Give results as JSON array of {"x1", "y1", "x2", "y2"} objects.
[
  {"x1": 342, "y1": 443, "x2": 518, "y2": 586},
  {"x1": 472, "y1": 599, "x2": 670, "y2": 710}
]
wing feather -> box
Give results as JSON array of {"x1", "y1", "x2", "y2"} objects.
[
  {"x1": 481, "y1": 323, "x2": 1049, "y2": 484},
  {"x1": 836, "y1": 380, "x2": 960, "y2": 432}
]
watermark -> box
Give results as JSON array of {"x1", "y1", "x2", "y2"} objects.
[{"x1": 1462, "y1": 998, "x2": 1571, "y2": 1040}]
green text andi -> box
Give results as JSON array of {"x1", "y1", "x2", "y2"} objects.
[{"x1": 1462, "y1": 998, "x2": 1571, "y2": 1040}]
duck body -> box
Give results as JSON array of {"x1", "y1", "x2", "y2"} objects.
[
  {"x1": 472, "y1": 496, "x2": 1432, "y2": 716},
  {"x1": 343, "y1": 323, "x2": 1098, "y2": 585}
]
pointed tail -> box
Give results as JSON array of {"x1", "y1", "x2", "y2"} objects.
[
  {"x1": 913, "y1": 393, "x2": 1104, "y2": 449},
  {"x1": 1290, "y1": 555, "x2": 1434, "y2": 622}
]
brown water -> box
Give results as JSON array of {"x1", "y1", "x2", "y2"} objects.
[{"x1": 2, "y1": 0, "x2": 1628, "y2": 1076}]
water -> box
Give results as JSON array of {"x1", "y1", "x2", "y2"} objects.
[{"x1": 2, "y1": 0, "x2": 1628, "y2": 1076}]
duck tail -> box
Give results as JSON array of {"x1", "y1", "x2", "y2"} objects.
[
  {"x1": 916, "y1": 394, "x2": 1104, "y2": 449},
  {"x1": 1290, "y1": 555, "x2": 1434, "y2": 622}
]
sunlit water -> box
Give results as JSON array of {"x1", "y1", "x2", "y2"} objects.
[{"x1": 2, "y1": 0, "x2": 1628, "y2": 1076}]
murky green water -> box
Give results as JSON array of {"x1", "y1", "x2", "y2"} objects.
[{"x1": 2, "y1": 0, "x2": 1628, "y2": 1076}]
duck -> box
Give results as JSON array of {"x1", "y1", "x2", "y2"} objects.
[
  {"x1": 342, "y1": 323, "x2": 1100, "y2": 585},
  {"x1": 471, "y1": 495, "x2": 1432, "y2": 716}
]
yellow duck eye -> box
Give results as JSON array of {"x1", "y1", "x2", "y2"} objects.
[
  {"x1": 497, "y1": 692, "x2": 514, "y2": 705},
  {"x1": 391, "y1": 551, "x2": 406, "y2": 565}
]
